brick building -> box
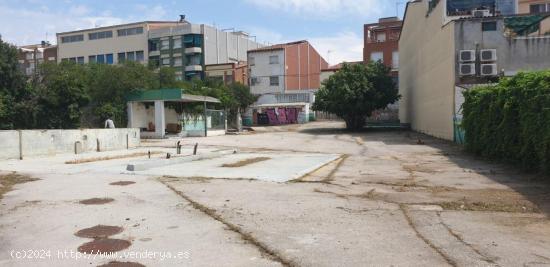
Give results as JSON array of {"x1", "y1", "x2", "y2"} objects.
[
  {"x1": 18, "y1": 42, "x2": 57, "y2": 76},
  {"x1": 363, "y1": 17, "x2": 403, "y2": 78}
]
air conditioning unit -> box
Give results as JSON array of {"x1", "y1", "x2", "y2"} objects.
[
  {"x1": 459, "y1": 50, "x2": 476, "y2": 62},
  {"x1": 480, "y1": 49, "x2": 497, "y2": 62},
  {"x1": 459, "y1": 63, "x2": 476, "y2": 76},
  {"x1": 480, "y1": 64, "x2": 498, "y2": 76},
  {"x1": 472, "y1": 9, "x2": 491, "y2": 17}
]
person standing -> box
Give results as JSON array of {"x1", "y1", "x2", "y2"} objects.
[{"x1": 104, "y1": 117, "x2": 115, "y2": 129}]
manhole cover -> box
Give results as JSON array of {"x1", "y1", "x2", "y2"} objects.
[
  {"x1": 78, "y1": 239, "x2": 131, "y2": 254},
  {"x1": 79, "y1": 198, "x2": 115, "y2": 205},
  {"x1": 97, "y1": 261, "x2": 145, "y2": 267},
  {"x1": 75, "y1": 225, "x2": 123, "y2": 239},
  {"x1": 110, "y1": 181, "x2": 136, "y2": 186}
]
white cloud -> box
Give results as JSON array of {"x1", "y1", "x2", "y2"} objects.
[
  {"x1": 308, "y1": 31, "x2": 364, "y2": 65},
  {"x1": 0, "y1": 4, "x2": 127, "y2": 45},
  {"x1": 0, "y1": 3, "x2": 172, "y2": 46},
  {"x1": 244, "y1": 0, "x2": 389, "y2": 18}
]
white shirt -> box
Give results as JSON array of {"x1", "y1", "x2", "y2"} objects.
[{"x1": 105, "y1": 119, "x2": 115, "y2": 129}]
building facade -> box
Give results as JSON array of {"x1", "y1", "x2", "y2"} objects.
[
  {"x1": 148, "y1": 23, "x2": 262, "y2": 81},
  {"x1": 247, "y1": 40, "x2": 329, "y2": 96},
  {"x1": 519, "y1": 0, "x2": 550, "y2": 13},
  {"x1": 56, "y1": 21, "x2": 179, "y2": 65},
  {"x1": 18, "y1": 42, "x2": 57, "y2": 76},
  {"x1": 363, "y1": 17, "x2": 402, "y2": 77},
  {"x1": 204, "y1": 62, "x2": 249, "y2": 85},
  {"x1": 399, "y1": 0, "x2": 550, "y2": 141}
]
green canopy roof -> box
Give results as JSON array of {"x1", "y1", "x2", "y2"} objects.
[
  {"x1": 126, "y1": 88, "x2": 220, "y2": 103},
  {"x1": 504, "y1": 15, "x2": 549, "y2": 36}
]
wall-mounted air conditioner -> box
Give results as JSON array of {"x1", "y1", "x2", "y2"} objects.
[
  {"x1": 480, "y1": 49, "x2": 497, "y2": 62},
  {"x1": 480, "y1": 64, "x2": 498, "y2": 76},
  {"x1": 459, "y1": 63, "x2": 476, "y2": 76},
  {"x1": 472, "y1": 10, "x2": 491, "y2": 17},
  {"x1": 459, "y1": 50, "x2": 476, "y2": 62}
]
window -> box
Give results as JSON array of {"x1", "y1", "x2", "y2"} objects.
[
  {"x1": 376, "y1": 32, "x2": 386, "y2": 42},
  {"x1": 249, "y1": 57, "x2": 255, "y2": 66},
  {"x1": 270, "y1": 76, "x2": 279, "y2": 86},
  {"x1": 77, "y1": 57, "x2": 84, "y2": 64},
  {"x1": 88, "y1": 55, "x2": 96, "y2": 63},
  {"x1": 251, "y1": 77, "x2": 259, "y2": 86},
  {"x1": 173, "y1": 39, "x2": 182, "y2": 49},
  {"x1": 106, "y1": 54, "x2": 114, "y2": 64},
  {"x1": 135, "y1": 51, "x2": 144, "y2": 62},
  {"x1": 482, "y1": 22, "x2": 497, "y2": 31},
  {"x1": 117, "y1": 27, "x2": 144, "y2": 37},
  {"x1": 69, "y1": 58, "x2": 76, "y2": 63},
  {"x1": 370, "y1": 52, "x2": 383, "y2": 62},
  {"x1": 61, "y1": 34, "x2": 84, "y2": 43},
  {"x1": 88, "y1": 31, "x2": 113, "y2": 40},
  {"x1": 173, "y1": 57, "x2": 183, "y2": 66},
  {"x1": 162, "y1": 58, "x2": 170, "y2": 65},
  {"x1": 161, "y1": 40, "x2": 170, "y2": 50},
  {"x1": 392, "y1": 51, "x2": 399, "y2": 69},
  {"x1": 96, "y1": 54, "x2": 105, "y2": 64},
  {"x1": 149, "y1": 40, "x2": 159, "y2": 51},
  {"x1": 118, "y1": 52, "x2": 126, "y2": 63},
  {"x1": 127, "y1": 51, "x2": 135, "y2": 61},
  {"x1": 530, "y1": 3, "x2": 549, "y2": 13},
  {"x1": 187, "y1": 55, "x2": 201, "y2": 65},
  {"x1": 269, "y1": 55, "x2": 279, "y2": 64}
]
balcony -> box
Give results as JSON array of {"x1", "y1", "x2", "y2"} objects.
[
  {"x1": 366, "y1": 31, "x2": 400, "y2": 44},
  {"x1": 185, "y1": 65, "x2": 203, "y2": 72},
  {"x1": 149, "y1": 50, "x2": 160, "y2": 57},
  {"x1": 185, "y1": 47, "x2": 202, "y2": 54}
]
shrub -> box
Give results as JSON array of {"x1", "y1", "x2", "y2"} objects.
[{"x1": 462, "y1": 70, "x2": 550, "y2": 174}]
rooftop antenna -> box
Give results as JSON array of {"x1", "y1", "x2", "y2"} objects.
[{"x1": 179, "y1": 14, "x2": 186, "y2": 22}]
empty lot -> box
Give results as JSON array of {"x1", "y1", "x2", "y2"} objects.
[{"x1": 1, "y1": 121, "x2": 549, "y2": 266}]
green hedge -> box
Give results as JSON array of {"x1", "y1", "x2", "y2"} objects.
[{"x1": 462, "y1": 70, "x2": 550, "y2": 174}]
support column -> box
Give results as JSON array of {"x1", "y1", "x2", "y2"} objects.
[
  {"x1": 127, "y1": 102, "x2": 134, "y2": 128},
  {"x1": 154, "y1": 100, "x2": 166, "y2": 139}
]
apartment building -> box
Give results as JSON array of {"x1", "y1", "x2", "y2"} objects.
[
  {"x1": 56, "y1": 21, "x2": 179, "y2": 64},
  {"x1": 205, "y1": 62, "x2": 249, "y2": 85},
  {"x1": 399, "y1": 0, "x2": 550, "y2": 141},
  {"x1": 363, "y1": 17, "x2": 402, "y2": 78},
  {"x1": 247, "y1": 40, "x2": 328, "y2": 97},
  {"x1": 148, "y1": 23, "x2": 262, "y2": 81},
  {"x1": 18, "y1": 42, "x2": 57, "y2": 76},
  {"x1": 519, "y1": 0, "x2": 550, "y2": 13}
]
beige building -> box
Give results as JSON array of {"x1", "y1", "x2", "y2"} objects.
[
  {"x1": 399, "y1": 0, "x2": 550, "y2": 141},
  {"x1": 56, "y1": 21, "x2": 178, "y2": 64},
  {"x1": 519, "y1": 0, "x2": 550, "y2": 13}
]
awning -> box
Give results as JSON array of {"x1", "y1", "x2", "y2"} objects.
[
  {"x1": 126, "y1": 88, "x2": 220, "y2": 103},
  {"x1": 504, "y1": 15, "x2": 548, "y2": 35}
]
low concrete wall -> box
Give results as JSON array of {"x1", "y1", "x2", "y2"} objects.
[{"x1": 0, "y1": 128, "x2": 140, "y2": 160}]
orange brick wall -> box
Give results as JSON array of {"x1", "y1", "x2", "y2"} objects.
[{"x1": 284, "y1": 42, "x2": 328, "y2": 91}]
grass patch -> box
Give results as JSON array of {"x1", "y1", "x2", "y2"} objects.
[
  {"x1": 221, "y1": 157, "x2": 271, "y2": 168},
  {"x1": 0, "y1": 172, "x2": 39, "y2": 199},
  {"x1": 65, "y1": 151, "x2": 163, "y2": 164}
]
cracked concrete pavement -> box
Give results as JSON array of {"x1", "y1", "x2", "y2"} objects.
[{"x1": 1, "y1": 121, "x2": 550, "y2": 266}]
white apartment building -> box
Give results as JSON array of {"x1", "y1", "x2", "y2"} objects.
[{"x1": 56, "y1": 21, "x2": 178, "y2": 65}]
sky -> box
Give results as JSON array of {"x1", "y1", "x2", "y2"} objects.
[{"x1": 0, "y1": 0, "x2": 406, "y2": 65}]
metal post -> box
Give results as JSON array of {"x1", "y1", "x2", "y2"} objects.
[
  {"x1": 203, "y1": 101, "x2": 207, "y2": 137},
  {"x1": 193, "y1": 143, "x2": 198, "y2": 155}
]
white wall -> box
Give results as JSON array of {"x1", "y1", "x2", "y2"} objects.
[
  {"x1": 0, "y1": 129, "x2": 140, "y2": 160},
  {"x1": 249, "y1": 50, "x2": 286, "y2": 95}
]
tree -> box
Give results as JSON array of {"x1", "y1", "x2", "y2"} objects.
[
  {"x1": 313, "y1": 62, "x2": 400, "y2": 130},
  {"x1": 0, "y1": 35, "x2": 28, "y2": 129}
]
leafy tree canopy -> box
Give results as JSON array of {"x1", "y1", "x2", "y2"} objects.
[{"x1": 313, "y1": 61, "x2": 400, "y2": 130}]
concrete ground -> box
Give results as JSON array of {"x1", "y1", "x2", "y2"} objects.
[{"x1": 1, "y1": 121, "x2": 550, "y2": 266}]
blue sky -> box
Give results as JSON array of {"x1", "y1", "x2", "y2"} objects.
[{"x1": 0, "y1": 0, "x2": 405, "y2": 64}]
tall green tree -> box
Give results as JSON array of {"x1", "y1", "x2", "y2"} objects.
[
  {"x1": 313, "y1": 62, "x2": 400, "y2": 130},
  {"x1": 0, "y1": 35, "x2": 27, "y2": 129}
]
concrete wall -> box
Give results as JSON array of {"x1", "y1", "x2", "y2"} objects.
[
  {"x1": 0, "y1": 128, "x2": 140, "y2": 160},
  {"x1": 399, "y1": 0, "x2": 457, "y2": 140},
  {"x1": 454, "y1": 18, "x2": 550, "y2": 77},
  {"x1": 249, "y1": 50, "x2": 286, "y2": 94}
]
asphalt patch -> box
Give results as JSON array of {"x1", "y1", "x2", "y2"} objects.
[
  {"x1": 78, "y1": 239, "x2": 131, "y2": 254},
  {"x1": 75, "y1": 225, "x2": 123, "y2": 239},
  {"x1": 79, "y1": 198, "x2": 115, "y2": 205},
  {"x1": 109, "y1": 181, "x2": 136, "y2": 186},
  {"x1": 97, "y1": 261, "x2": 145, "y2": 267}
]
